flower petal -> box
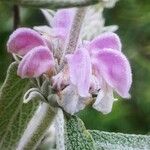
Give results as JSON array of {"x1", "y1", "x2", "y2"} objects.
[
  {"x1": 18, "y1": 46, "x2": 54, "y2": 78},
  {"x1": 90, "y1": 75, "x2": 101, "y2": 94},
  {"x1": 52, "y1": 9, "x2": 75, "y2": 29},
  {"x1": 7, "y1": 28, "x2": 46, "y2": 56},
  {"x1": 52, "y1": 9, "x2": 75, "y2": 40},
  {"x1": 52, "y1": 69, "x2": 69, "y2": 90},
  {"x1": 66, "y1": 48, "x2": 92, "y2": 97},
  {"x1": 88, "y1": 32, "x2": 121, "y2": 52},
  {"x1": 93, "y1": 86, "x2": 114, "y2": 114},
  {"x1": 94, "y1": 48, "x2": 132, "y2": 98},
  {"x1": 58, "y1": 85, "x2": 88, "y2": 115}
]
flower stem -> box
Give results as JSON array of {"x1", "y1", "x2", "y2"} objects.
[
  {"x1": 13, "y1": 5, "x2": 20, "y2": 30},
  {"x1": 59, "y1": 7, "x2": 86, "y2": 70}
]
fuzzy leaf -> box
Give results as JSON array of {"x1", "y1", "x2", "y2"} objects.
[
  {"x1": 65, "y1": 115, "x2": 95, "y2": 150},
  {"x1": 0, "y1": 62, "x2": 38, "y2": 149},
  {"x1": 89, "y1": 130, "x2": 150, "y2": 150}
]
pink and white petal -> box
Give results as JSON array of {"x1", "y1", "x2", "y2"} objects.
[
  {"x1": 94, "y1": 48, "x2": 132, "y2": 98},
  {"x1": 58, "y1": 85, "x2": 88, "y2": 115},
  {"x1": 52, "y1": 71, "x2": 69, "y2": 90},
  {"x1": 90, "y1": 75, "x2": 101, "y2": 93},
  {"x1": 18, "y1": 46, "x2": 54, "y2": 78},
  {"x1": 88, "y1": 32, "x2": 122, "y2": 53},
  {"x1": 52, "y1": 9, "x2": 75, "y2": 29},
  {"x1": 7, "y1": 28, "x2": 46, "y2": 56},
  {"x1": 93, "y1": 86, "x2": 114, "y2": 114},
  {"x1": 66, "y1": 48, "x2": 92, "y2": 97}
]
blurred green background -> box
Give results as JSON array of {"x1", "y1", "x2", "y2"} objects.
[{"x1": 0, "y1": 0, "x2": 150, "y2": 135}]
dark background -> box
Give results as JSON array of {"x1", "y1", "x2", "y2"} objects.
[{"x1": 0, "y1": 0, "x2": 150, "y2": 134}]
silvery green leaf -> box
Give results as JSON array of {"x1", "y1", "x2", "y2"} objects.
[
  {"x1": 0, "y1": 62, "x2": 39, "y2": 149},
  {"x1": 17, "y1": 103, "x2": 57, "y2": 150},
  {"x1": 64, "y1": 115, "x2": 95, "y2": 150},
  {"x1": 89, "y1": 130, "x2": 150, "y2": 150},
  {"x1": 23, "y1": 88, "x2": 43, "y2": 103},
  {"x1": 55, "y1": 110, "x2": 95, "y2": 150}
]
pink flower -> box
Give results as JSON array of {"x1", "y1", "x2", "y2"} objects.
[
  {"x1": 7, "y1": 8, "x2": 75, "y2": 79},
  {"x1": 67, "y1": 32, "x2": 132, "y2": 114},
  {"x1": 7, "y1": 28, "x2": 54, "y2": 78},
  {"x1": 6, "y1": 8, "x2": 132, "y2": 115}
]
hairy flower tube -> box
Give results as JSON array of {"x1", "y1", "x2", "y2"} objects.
[{"x1": 7, "y1": 8, "x2": 132, "y2": 115}]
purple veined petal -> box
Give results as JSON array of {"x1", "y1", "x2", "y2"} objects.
[
  {"x1": 66, "y1": 48, "x2": 92, "y2": 97},
  {"x1": 88, "y1": 32, "x2": 122, "y2": 53},
  {"x1": 7, "y1": 28, "x2": 46, "y2": 56},
  {"x1": 17, "y1": 46, "x2": 54, "y2": 78},
  {"x1": 94, "y1": 48, "x2": 132, "y2": 98},
  {"x1": 93, "y1": 84, "x2": 115, "y2": 114}
]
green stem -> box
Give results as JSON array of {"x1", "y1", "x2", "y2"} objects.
[
  {"x1": 13, "y1": 5, "x2": 20, "y2": 30},
  {"x1": 16, "y1": 103, "x2": 57, "y2": 150}
]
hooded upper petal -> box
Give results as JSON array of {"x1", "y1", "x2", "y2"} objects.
[
  {"x1": 7, "y1": 28, "x2": 46, "y2": 56},
  {"x1": 66, "y1": 48, "x2": 92, "y2": 97},
  {"x1": 51, "y1": 9, "x2": 75, "y2": 40},
  {"x1": 94, "y1": 48, "x2": 132, "y2": 98},
  {"x1": 88, "y1": 32, "x2": 122, "y2": 53},
  {"x1": 18, "y1": 46, "x2": 54, "y2": 78},
  {"x1": 52, "y1": 9, "x2": 75, "y2": 29}
]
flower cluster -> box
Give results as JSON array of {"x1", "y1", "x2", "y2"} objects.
[{"x1": 7, "y1": 8, "x2": 132, "y2": 115}]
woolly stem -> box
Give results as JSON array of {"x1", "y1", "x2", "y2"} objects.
[{"x1": 59, "y1": 7, "x2": 86, "y2": 70}]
